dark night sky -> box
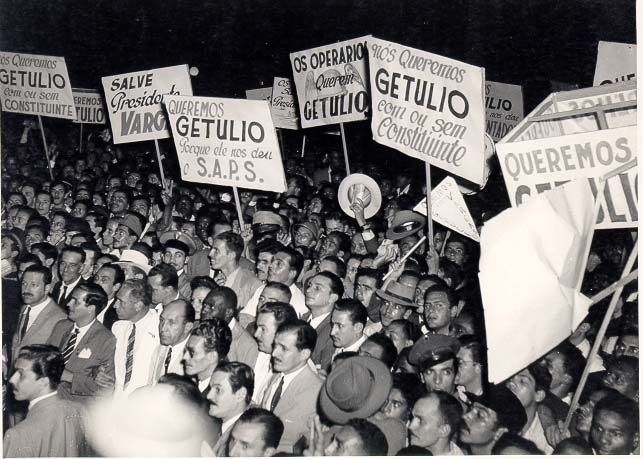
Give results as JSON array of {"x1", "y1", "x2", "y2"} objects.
[{"x1": 1, "y1": 0, "x2": 636, "y2": 113}]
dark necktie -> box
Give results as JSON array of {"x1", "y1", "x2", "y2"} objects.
[
  {"x1": 19, "y1": 307, "x2": 31, "y2": 339},
  {"x1": 62, "y1": 328, "x2": 79, "y2": 364},
  {"x1": 164, "y1": 347, "x2": 172, "y2": 375},
  {"x1": 124, "y1": 323, "x2": 136, "y2": 385},
  {"x1": 59, "y1": 285, "x2": 68, "y2": 305},
  {"x1": 270, "y1": 376, "x2": 284, "y2": 411}
]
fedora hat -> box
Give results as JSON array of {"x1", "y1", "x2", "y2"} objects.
[
  {"x1": 319, "y1": 356, "x2": 392, "y2": 425},
  {"x1": 118, "y1": 213, "x2": 143, "y2": 238},
  {"x1": 338, "y1": 174, "x2": 382, "y2": 220},
  {"x1": 159, "y1": 230, "x2": 197, "y2": 256},
  {"x1": 385, "y1": 210, "x2": 425, "y2": 241},
  {"x1": 114, "y1": 249, "x2": 152, "y2": 275},
  {"x1": 376, "y1": 281, "x2": 417, "y2": 308}
]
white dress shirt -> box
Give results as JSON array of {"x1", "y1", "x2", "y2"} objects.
[
  {"x1": 333, "y1": 334, "x2": 367, "y2": 358},
  {"x1": 252, "y1": 351, "x2": 274, "y2": 404},
  {"x1": 262, "y1": 364, "x2": 307, "y2": 409},
  {"x1": 67, "y1": 320, "x2": 95, "y2": 351},
  {"x1": 23, "y1": 297, "x2": 50, "y2": 330},
  {"x1": 308, "y1": 312, "x2": 330, "y2": 330}
]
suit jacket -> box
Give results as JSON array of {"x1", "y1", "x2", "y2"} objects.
[
  {"x1": 11, "y1": 298, "x2": 67, "y2": 364},
  {"x1": 47, "y1": 319, "x2": 116, "y2": 402},
  {"x1": 177, "y1": 271, "x2": 192, "y2": 301},
  {"x1": 262, "y1": 365, "x2": 323, "y2": 453},
  {"x1": 186, "y1": 248, "x2": 211, "y2": 280},
  {"x1": 50, "y1": 280, "x2": 79, "y2": 310},
  {"x1": 2, "y1": 273, "x2": 21, "y2": 356},
  {"x1": 3, "y1": 394, "x2": 89, "y2": 457},
  {"x1": 228, "y1": 267, "x2": 263, "y2": 311},
  {"x1": 302, "y1": 312, "x2": 334, "y2": 372},
  {"x1": 96, "y1": 298, "x2": 119, "y2": 331},
  {"x1": 228, "y1": 321, "x2": 258, "y2": 368}
]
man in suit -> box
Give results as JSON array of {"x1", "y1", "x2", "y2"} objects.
[
  {"x1": 47, "y1": 282, "x2": 116, "y2": 403},
  {"x1": 4, "y1": 345, "x2": 89, "y2": 457},
  {"x1": 150, "y1": 299, "x2": 195, "y2": 381},
  {"x1": 261, "y1": 320, "x2": 322, "y2": 453},
  {"x1": 303, "y1": 272, "x2": 343, "y2": 371},
  {"x1": 51, "y1": 245, "x2": 85, "y2": 310},
  {"x1": 112, "y1": 278, "x2": 160, "y2": 396},
  {"x1": 93, "y1": 262, "x2": 124, "y2": 330},
  {"x1": 148, "y1": 263, "x2": 183, "y2": 315},
  {"x1": 330, "y1": 299, "x2": 368, "y2": 358},
  {"x1": 209, "y1": 231, "x2": 262, "y2": 311},
  {"x1": 201, "y1": 286, "x2": 258, "y2": 368}
]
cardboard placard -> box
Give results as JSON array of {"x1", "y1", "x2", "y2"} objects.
[
  {"x1": 246, "y1": 87, "x2": 273, "y2": 102},
  {"x1": 165, "y1": 95, "x2": 286, "y2": 193},
  {"x1": 290, "y1": 36, "x2": 370, "y2": 128},
  {"x1": 485, "y1": 81, "x2": 523, "y2": 142},
  {"x1": 101, "y1": 64, "x2": 193, "y2": 144},
  {"x1": 271, "y1": 77, "x2": 299, "y2": 130},
  {"x1": 496, "y1": 126, "x2": 637, "y2": 229},
  {"x1": 593, "y1": 41, "x2": 637, "y2": 86},
  {"x1": 72, "y1": 88, "x2": 106, "y2": 124},
  {"x1": 0, "y1": 52, "x2": 75, "y2": 119},
  {"x1": 368, "y1": 37, "x2": 486, "y2": 184}
]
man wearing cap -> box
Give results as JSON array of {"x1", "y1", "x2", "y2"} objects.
[
  {"x1": 330, "y1": 299, "x2": 368, "y2": 358},
  {"x1": 409, "y1": 334, "x2": 461, "y2": 397},
  {"x1": 459, "y1": 384, "x2": 527, "y2": 455},
  {"x1": 209, "y1": 231, "x2": 262, "y2": 312},
  {"x1": 292, "y1": 221, "x2": 319, "y2": 251},
  {"x1": 51, "y1": 246, "x2": 85, "y2": 310},
  {"x1": 161, "y1": 231, "x2": 198, "y2": 299},
  {"x1": 261, "y1": 320, "x2": 322, "y2": 453},
  {"x1": 365, "y1": 281, "x2": 416, "y2": 336},
  {"x1": 111, "y1": 212, "x2": 143, "y2": 258},
  {"x1": 251, "y1": 211, "x2": 283, "y2": 243}
]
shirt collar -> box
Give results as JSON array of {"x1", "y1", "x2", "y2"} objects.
[
  {"x1": 29, "y1": 390, "x2": 57, "y2": 409},
  {"x1": 222, "y1": 411, "x2": 244, "y2": 435}
]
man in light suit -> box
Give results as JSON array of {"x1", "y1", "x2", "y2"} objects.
[
  {"x1": 112, "y1": 278, "x2": 160, "y2": 396},
  {"x1": 261, "y1": 320, "x2": 322, "y2": 453},
  {"x1": 4, "y1": 345, "x2": 89, "y2": 457},
  {"x1": 150, "y1": 299, "x2": 194, "y2": 381},
  {"x1": 47, "y1": 282, "x2": 116, "y2": 403},
  {"x1": 201, "y1": 286, "x2": 258, "y2": 368},
  {"x1": 209, "y1": 231, "x2": 262, "y2": 311},
  {"x1": 12, "y1": 265, "x2": 67, "y2": 364}
]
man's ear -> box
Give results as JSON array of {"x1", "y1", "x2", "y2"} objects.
[
  {"x1": 438, "y1": 423, "x2": 451, "y2": 439},
  {"x1": 354, "y1": 322, "x2": 365, "y2": 335},
  {"x1": 535, "y1": 389, "x2": 546, "y2": 403},
  {"x1": 235, "y1": 386, "x2": 248, "y2": 403},
  {"x1": 263, "y1": 447, "x2": 276, "y2": 457},
  {"x1": 493, "y1": 426, "x2": 508, "y2": 442}
]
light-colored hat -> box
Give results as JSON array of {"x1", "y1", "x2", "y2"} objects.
[
  {"x1": 376, "y1": 281, "x2": 417, "y2": 308},
  {"x1": 159, "y1": 230, "x2": 197, "y2": 256},
  {"x1": 338, "y1": 173, "x2": 382, "y2": 220},
  {"x1": 114, "y1": 249, "x2": 152, "y2": 274}
]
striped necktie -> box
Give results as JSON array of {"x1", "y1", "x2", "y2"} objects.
[
  {"x1": 62, "y1": 328, "x2": 79, "y2": 364},
  {"x1": 19, "y1": 307, "x2": 31, "y2": 340},
  {"x1": 124, "y1": 323, "x2": 136, "y2": 385},
  {"x1": 164, "y1": 347, "x2": 172, "y2": 375}
]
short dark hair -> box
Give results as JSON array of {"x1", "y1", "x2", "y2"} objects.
[
  {"x1": 190, "y1": 319, "x2": 232, "y2": 359},
  {"x1": 122, "y1": 278, "x2": 152, "y2": 308},
  {"x1": 345, "y1": 418, "x2": 388, "y2": 456},
  {"x1": 16, "y1": 344, "x2": 64, "y2": 389},
  {"x1": 389, "y1": 319, "x2": 422, "y2": 345},
  {"x1": 23, "y1": 264, "x2": 53, "y2": 286},
  {"x1": 593, "y1": 391, "x2": 639, "y2": 435},
  {"x1": 214, "y1": 231, "x2": 244, "y2": 262},
  {"x1": 458, "y1": 335, "x2": 484, "y2": 364},
  {"x1": 253, "y1": 239, "x2": 284, "y2": 259},
  {"x1": 364, "y1": 333, "x2": 398, "y2": 368},
  {"x1": 148, "y1": 263, "x2": 179, "y2": 289},
  {"x1": 276, "y1": 247, "x2": 304, "y2": 278},
  {"x1": 98, "y1": 262, "x2": 126, "y2": 286},
  {"x1": 257, "y1": 302, "x2": 298, "y2": 327},
  {"x1": 86, "y1": 211, "x2": 108, "y2": 231},
  {"x1": 321, "y1": 256, "x2": 346, "y2": 279},
  {"x1": 333, "y1": 298, "x2": 368, "y2": 326},
  {"x1": 355, "y1": 268, "x2": 382, "y2": 288},
  {"x1": 236, "y1": 408, "x2": 284, "y2": 449},
  {"x1": 327, "y1": 231, "x2": 351, "y2": 254},
  {"x1": 424, "y1": 283, "x2": 457, "y2": 306},
  {"x1": 215, "y1": 361, "x2": 254, "y2": 405},
  {"x1": 491, "y1": 433, "x2": 543, "y2": 455},
  {"x1": 203, "y1": 286, "x2": 237, "y2": 320},
  {"x1": 314, "y1": 271, "x2": 344, "y2": 298},
  {"x1": 263, "y1": 282, "x2": 292, "y2": 302},
  {"x1": 30, "y1": 242, "x2": 58, "y2": 263},
  {"x1": 392, "y1": 372, "x2": 426, "y2": 409},
  {"x1": 429, "y1": 391, "x2": 463, "y2": 441},
  {"x1": 190, "y1": 275, "x2": 217, "y2": 291},
  {"x1": 276, "y1": 320, "x2": 317, "y2": 352},
  {"x1": 74, "y1": 282, "x2": 108, "y2": 314},
  {"x1": 553, "y1": 341, "x2": 585, "y2": 392},
  {"x1": 552, "y1": 437, "x2": 593, "y2": 455},
  {"x1": 61, "y1": 245, "x2": 86, "y2": 263}
]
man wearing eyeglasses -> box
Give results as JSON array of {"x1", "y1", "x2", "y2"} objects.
[{"x1": 455, "y1": 335, "x2": 485, "y2": 405}]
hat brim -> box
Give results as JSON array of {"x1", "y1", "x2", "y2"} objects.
[
  {"x1": 385, "y1": 215, "x2": 425, "y2": 241},
  {"x1": 319, "y1": 357, "x2": 392, "y2": 425},
  {"x1": 159, "y1": 231, "x2": 197, "y2": 256},
  {"x1": 114, "y1": 261, "x2": 151, "y2": 275},
  {"x1": 375, "y1": 289, "x2": 417, "y2": 308},
  {"x1": 338, "y1": 174, "x2": 382, "y2": 220}
]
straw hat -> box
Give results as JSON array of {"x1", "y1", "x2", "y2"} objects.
[{"x1": 338, "y1": 173, "x2": 382, "y2": 219}]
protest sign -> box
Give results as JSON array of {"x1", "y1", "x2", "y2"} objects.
[
  {"x1": 246, "y1": 87, "x2": 273, "y2": 102},
  {"x1": 479, "y1": 179, "x2": 594, "y2": 383},
  {"x1": 164, "y1": 95, "x2": 286, "y2": 193},
  {"x1": 271, "y1": 77, "x2": 299, "y2": 129},
  {"x1": 497, "y1": 125, "x2": 637, "y2": 229},
  {"x1": 485, "y1": 81, "x2": 523, "y2": 142},
  {"x1": 593, "y1": 41, "x2": 636, "y2": 86},
  {"x1": 101, "y1": 64, "x2": 193, "y2": 144},
  {"x1": 414, "y1": 176, "x2": 479, "y2": 241},
  {"x1": 72, "y1": 88, "x2": 106, "y2": 124},
  {"x1": 0, "y1": 52, "x2": 75, "y2": 120},
  {"x1": 290, "y1": 36, "x2": 370, "y2": 128},
  {"x1": 368, "y1": 37, "x2": 486, "y2": 184}
]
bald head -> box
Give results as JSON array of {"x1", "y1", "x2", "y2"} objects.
[{"x1": 159, "y1": 299, "x2": 195, "y2": 346}]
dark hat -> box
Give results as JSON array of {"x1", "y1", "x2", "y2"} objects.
[
  {"x1": 385, "y1": 210, "x2": 425, "y2": 241},
  {"x1": 376, "y1": 281, "x2": 417, "y2": 308},
  {"x1": 408, "y1": 334, "x2": 460, "y2": 367},
  {"x1": 118, "y1": 213, "x2": 143, "y2": 238},
  {"x1": 159, "y1": 230, "x2": 197, "y2": 256},
  {"x1": 319, "y1": 356, "x2": 392, "y2": 425},
  {"x1": 476, "y1": 384, "x2": 527, "y2": 435},
  {"x1": 252, "y1": 211, "x2": 282, "y2": 235}
]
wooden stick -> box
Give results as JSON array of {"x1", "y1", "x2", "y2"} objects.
[
  {"x1": 590, "y1": 270, "x2": 638, "y2": 305},
  {"x1": 440, "y1": 230, "x2": 451, "y2": 256},
  {"x1": 79, "y1": 123, "x2": 84, "y2": 154},
  {"x1": 232, "y1": 186, "x2": 245, "y2": 227},
  {"x1": 563, "y1": 240, "x2": 638, "y2": 431},
  {"x1": 38, "y1": 116, "x2": 53, "y2": 180},
  {"x1": 301, "y1": 135, "x2": 306, "y2": 159},
  {"x1": 154, "y1": 139, "x2": 167, "y2": 189},
  {"x1": 339, "y1": 123, "x2": 350, "y2": 175},
  {"x1": 383, "y1": 235, "x2": 427, "y2": 281},
  {"x1": 425, "y1": 163, "x2": 434, "y2": 248}
]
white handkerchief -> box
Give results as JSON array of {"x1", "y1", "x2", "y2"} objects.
[{"x1": 78, "y1": 348, "x2": 92, "y2": 359}]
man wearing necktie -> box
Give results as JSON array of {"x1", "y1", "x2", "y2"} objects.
[
  {"x1": 47, "y1": 282, "x2": 116, "y2": 402},
  {"x1": 51, "y1": 246, "x2": 85, "y2": 310},
  {"x1": 261, "y1": 320, "x2": 322, "y2": 454},
  {"x1": 151, "y1": 299, "x2": 194, "y2": 382}
]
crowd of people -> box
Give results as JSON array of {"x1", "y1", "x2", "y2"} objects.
[{"x1": 0, "y1": 117, "x2": 639, "y2": 457}]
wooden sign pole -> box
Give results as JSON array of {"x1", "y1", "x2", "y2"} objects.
[
  {"x1": 38, "y1": 116, "x2": 54, "y2": 180},
  {"x1": 153, "y1": 139, "x2": 167, "y2": 189},
  {"x1": 339, "y1": 123, "x2": 350, "y2": 175}
]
